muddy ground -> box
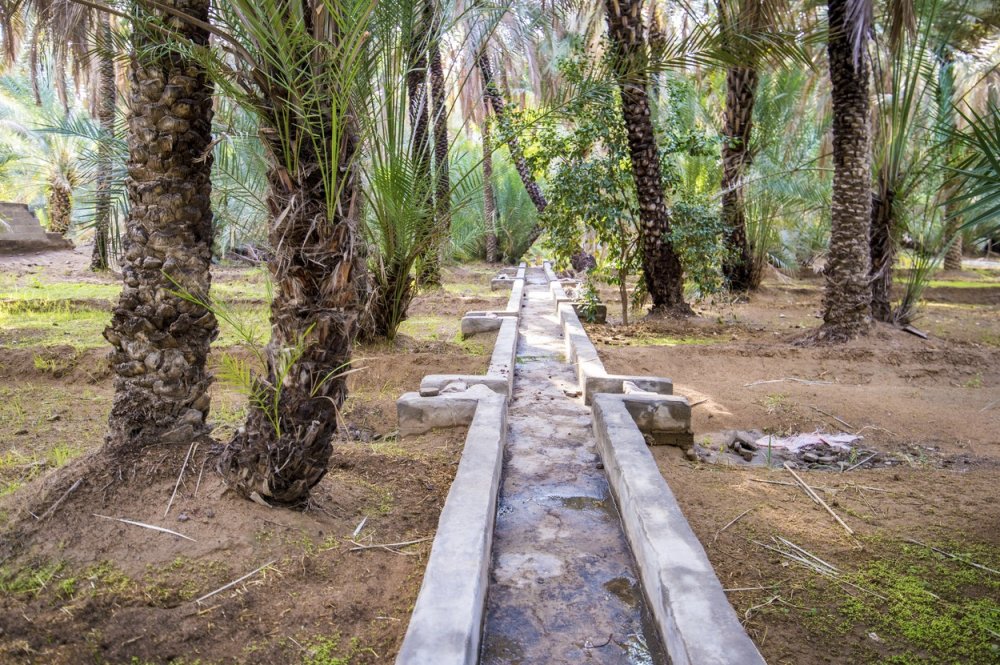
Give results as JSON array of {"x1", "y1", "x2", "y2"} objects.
[{"x1": 0, "y1": 248, "x2": 503, "y2": 664}]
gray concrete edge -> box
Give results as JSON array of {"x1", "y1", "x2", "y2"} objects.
[
  {"x1": 591, "y1": 395, "x2": 765, "y2": 665},
  {"x1": 395, "y1": 395, "x2": 507, "y2": 665}
]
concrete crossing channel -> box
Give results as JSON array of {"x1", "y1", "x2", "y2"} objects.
[{"x1": 395, "y1": 265, "x2": 764, "y2": 665}]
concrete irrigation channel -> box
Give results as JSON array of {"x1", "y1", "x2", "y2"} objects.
[{"x1": 395, "y1": 265, "x2": 764, "y2": 665}]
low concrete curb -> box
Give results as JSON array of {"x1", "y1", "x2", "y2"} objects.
[
  {"x1": 395, "y1": 266, "x2": 523, "y2": 665},
  {"x1": 592, "y1": 395, "x2": 765, "y2": 665},
  {"x1": 543, "y1": 261, "x2": 674, "y2": 405},
  {"x1": 462, "y1": 263, "x2": 526, "y2": 336},
  {"x1": 395, "y1": 395, "x2": 507, "y2": 665}
]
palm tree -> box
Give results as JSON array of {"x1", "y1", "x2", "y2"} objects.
[
  {"x1": 90, "y1": 11, "x2": 115, "y2": 271},
  {"x1": 103, "y1": 0, "x2": 218, "y2": 454},
  {"x1": 477, "y1": 45, "x2": 548, "y2": 216},
  {"x1": 719, "y1": 0, "x2": 772, "y2": 292},
  {"x1": 418, "y1": 0, "x2": 451, "y2": 286},
  {"x1": 816, "y1": 0, "x2": 872, "y2": 341},
  {"x1": 203, "y1": 0, "x2": 371, "y2": 506},
  {"x1": 603, "y1": 0, "x2": 690, "y2": 315},
  {"x1": 482, "y1": 112, "x2": 498, "y2": 263}
]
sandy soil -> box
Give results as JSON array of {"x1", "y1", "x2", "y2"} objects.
[
  {"x1": 593, "y1": 269, "x2": 1000, "y2": 664},
  {"x1": 0, "y1": 251, "x2": 505, "y2": 664}
]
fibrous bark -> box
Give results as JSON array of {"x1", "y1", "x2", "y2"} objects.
[
  {"x1": 721, "y1": 65, "x2": 759, "y2": 291},
  {"x1": 104, "y1": 0, "x2": 217, "y2": 454},
  {"x1": 419, "y1": 2, "x2": 450, "y2": 286},
  {"x1": 477, "y1": 46, "x2": 547, "y2": 251},
  {"x1": 604, "y1": 0, "x2": 690, "y2": 315},
  {"x1": 869, "y1": 181, "x2": 895, "y2": 322},
  {"x1": 47, "y1": 177, "x2": 72, "y2": 236},
  {"x1": 91, "y1": 12, "x2": 115, "y2": 271},
  {"x1": 819, "y1": 0, "x2": 872, "y2": 341},
  {"x1": 483, "y1": 114, "x2": 498, "y2": 263}
]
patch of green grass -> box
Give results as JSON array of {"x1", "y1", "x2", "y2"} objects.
[
  {"x1": 899, "y1": 279, "x2": 1000, "y2": 289},
  {"x1": 454, "y1": 331, "x2": 489, "y2": 356},
  {"x1": 397, "y1": 315, "x2": 456, "y2": 342},
  {"x1": 835, "y1": 540, "x2": 1000, "y2": 664},
  {"x1": 0, "y1": 299, "x2": 109, "y2": 349},
  {"x1": 963, "y1": 373, "x2": 984, "y2": 389},
  {"x1": 302, "y1": 635, "x2": 371, "y2": 665},
  {"x1": 0, "y1": 561, "x2": 65, "y2": 597},
  {"x1": 442, "y1": 281, "x2": 495, "y2": 298},
  {"x1": 630, "y1": 334, "x2": 719, "y2": 347},
  {"x1": 0, "y1": 276, "x2": 120, "y2": 302}
]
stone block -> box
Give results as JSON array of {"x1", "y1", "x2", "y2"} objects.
[
  {"x1": 397, "y1": 387, "x2": 494, "y2": 436},
  {"x1": 584, "y1": 375, "x2": 674, "y2": 405},
  {"x1": 591, "y1": 395, "x2": 766, "y2": 665},
  {"x1": 461, "y1": 315, "x2": 503, "y2": 336},
  {"x1": 396, "y1": 395, "x2": 506, "y2": 665},
  {"x1": 420, "y1": 375, "x2": 509, "y2": 398},
  {"x1": 490, "y1": 276, "x2": 514, "y2": 291}
]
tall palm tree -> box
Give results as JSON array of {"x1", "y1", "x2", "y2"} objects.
[
  {"x1": 205, "y1": 0, "x2": 370, "y2": 506},
  {"x1": 90, "y1": 11, "x2": 115, "y2": 271},
  {"x1": 719, "y1": 0, "x2": 769, "y2": 291},
  {"x1": 482, "y1": 112, "x2": 498, "y2": 263},
  {"x1": 817, "y1": 0, "x2": 872, "y2": 341},
  {"x1": 603, "y1": 0, "x2": 690, "y2": 315},
  {"x1": 477, "y1": 45, "x2": 548, "y2": 216},
  {"x1": 104, "y1": 0, "x2": 217, "y2": 453},
  {"x1": 418, "y1": 0, "x2": 450, "y2": 286}
]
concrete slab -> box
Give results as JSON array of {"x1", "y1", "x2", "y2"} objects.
[
  {"x1": 487, "y1": 317, "x2": 518, "y2": 393},
  {"x1": 395, "y1": 395, "x2": 507, "y2": 665},
  {"x1": 419, "y1": 374, "x2": 509, "y2": 397},
  {"x1": 397, "y1": 385, "x2": 497, "y2": 435},
  {"x1": 461, "y1": 314, "x2": 503, "y2": 336},
  {"x1": 592, "y1": 395, "x2": 765, "y2": 665}
]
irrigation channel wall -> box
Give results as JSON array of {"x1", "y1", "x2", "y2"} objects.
[
  {"x1": 394, "y1": 262, "x2": 763, "y2": 665},
  {"x1": 394, "y1": 264, "x2": 525, "y2": 665}
]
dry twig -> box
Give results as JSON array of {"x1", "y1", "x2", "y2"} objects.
[
  {"x1": 783, "y1": 462, "x2": 855, "y2": 536},
  {"x1": 348, "y1": 537, "x2": 432, "y2": 554},
  {"x1": 744, "y1": 378, "x2": 833, "y2": 387},
  {"x1": 904, "y1": 538, "x2": 1000, "y2": 576},
  {"x1": 37, "y1": 478, "x2": 82, "y2": 521},
  {"x1": 714, "y1": 506, "x2": 757, "y2": 542},
  {"x1": 809, "y1": 405, "x2": 854, "y2": 430},
  {"x1": 165, "y1": 440, "x2": 198, "y2": 518},
  {"x1": 93, "y1": 514, "x2": 196, "y2": 542},
  {"x1": 193, "y1": 559, "x2": 278, "y2": 604}
]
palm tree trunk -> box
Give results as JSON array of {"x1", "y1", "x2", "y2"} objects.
[
  {"x1": 604, "y1": 0, "x2": 690, "y2": 315},
  {"x1": 104, "y1": 0, "x2": 217, "y2": 454},
  {"x1": 483, "y1": 114, "x2": 498, "y2": 263},
  {"x1": 721, "y1": 65, "x2": 759, "y2": 291},
  {"x1": 409, "y1": 4, "x2": 435, "y2": 289},
  {"x1": 942, "y1": 181, "x2": 963, "y2": 270},
  {"x1": 91, "y1": 13, "x2": 115, "y2": 272},
  {"x1": 819, "y1": 0, "x2": 872, "y2": 340},
  {"x1": 219, "y1": 135, "x2": 361, "y2": 505},
  {"x1": 869, "y1": 179, "x2": 895, "y2": 322},
  {"x1": 219, "y1": 32, "x2": 362, "y2": 506},
  {"x1": 477, "y1": 47, "x2": 547, "y2": 249},
  {"x1": 419, "y1": 4, "x2": 450, "y2": 286},
  {"x1": 47, "y1": 177, "x2": 72, "y2": 236}
]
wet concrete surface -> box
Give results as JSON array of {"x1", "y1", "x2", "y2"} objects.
[{"x1": 480, "y1": 268, "x2": 666, "y2": 665}]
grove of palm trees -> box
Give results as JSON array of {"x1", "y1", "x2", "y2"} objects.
[{"x1": 0, "y1": 0, "x2": 998, "y2": 663}]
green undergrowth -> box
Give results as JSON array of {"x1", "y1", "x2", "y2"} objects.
[
  {"x1": 397, "y1": 315, "x2": 457, "y2": 343},
  {"x1": 802, "y1": 538, "x2": 1000, "y2": 664},
  {"x1": 630, "y1": 334, "x2": 719, "y2": 347},
  {"x1": 441, "y1": 281, "x2": 496, "y2": 298},
  {"x1": 0, "y1": 299, "x2": 109, "y2": 349}
]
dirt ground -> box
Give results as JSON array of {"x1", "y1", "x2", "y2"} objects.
[
  {"x1": 0, "y1": 248, "x2": 504, "y2": 664},
  {"x1": 593, "y1": 267, "x2": 1000, "y2": 664}
]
